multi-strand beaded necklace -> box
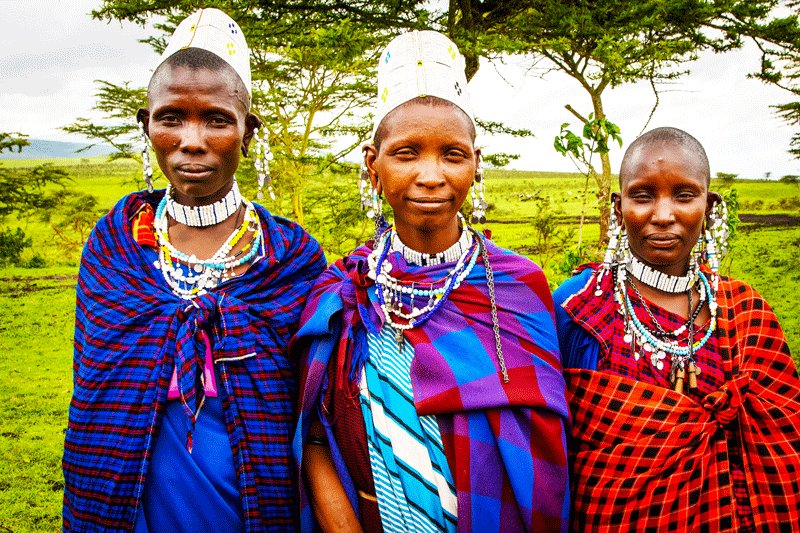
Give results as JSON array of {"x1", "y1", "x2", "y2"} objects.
[
  {"x1": 367, "y1": 225, "x2": 510, "y2": 382},
  {"x1": 154, "y1": 184, "x2": 263, "y2": 299},
  {"x1": 612, "y1": 257, "x2": 718, "y2": 394}
]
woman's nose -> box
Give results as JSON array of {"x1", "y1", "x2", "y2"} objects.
[
  {"x1": 180, "y1": 122, "x2": 206, "y2": 153},
  {"x1": 651, "y1": 198, "x2": 675, "y2": 225},
  {"x1": 414, "y1": 157, "x2": 445, "y2": 187}
]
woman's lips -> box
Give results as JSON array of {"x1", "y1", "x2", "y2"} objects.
[
  {"x1": 645, "y1": 234, "x2": 680, "y2": 248},
  {"x1": 408, "y1": 197, "x2": 451, "y2": 210},
  {"x1": 175, "y1": 164, "x2": 214, "y2": 179}
]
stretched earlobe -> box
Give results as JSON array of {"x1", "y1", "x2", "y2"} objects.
[
  {"x1": 136, "y1": 108, "x2": 150, "y2": 136},
  {"x1": 242, "y1": 114, "x2": 263, "y2": 157}
]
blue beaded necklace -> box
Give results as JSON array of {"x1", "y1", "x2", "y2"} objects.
[{"x1": 372, "y1": 227, "x2": 479, "y2": 332}]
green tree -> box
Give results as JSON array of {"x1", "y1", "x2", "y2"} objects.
[
  {"x1": 0, "y1": 132, "x2": 70, "y2": 264},
  {"x1": 71, "y1": 1, "x2": 535, "y2": 228},
  {"x1": 72, "y1": 1, "x2": 429, "y2": 226},
  {"x1": 750, "y1": 0, "x2": 800, "y2": 159},
  {"x1": 444, "y1": 0, "x2": 800, "y2": 242}
]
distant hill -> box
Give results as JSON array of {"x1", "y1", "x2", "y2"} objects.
[{"x1": 0, "y1": 139, "x2": 115, "y2": 160}]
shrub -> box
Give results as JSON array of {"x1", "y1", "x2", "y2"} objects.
[
  {"x1": 0, "y1": 227, "x2": 32, "y2": 265},
  {"x1": 24, "y1": 254, "x2": 47, "y2": 268}
]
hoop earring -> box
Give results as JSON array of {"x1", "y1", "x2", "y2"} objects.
[
  {"x1": 139, "y1": 122, "x2": 153, "y2": 193},
  {"x1": 252, "y1": 127, "x2": 275, "y2": 201},
  {"x1": 470, "y1": 157, "x2": 487, "y2": 224}
]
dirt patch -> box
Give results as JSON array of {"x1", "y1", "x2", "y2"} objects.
[
  {"x1": 0, "y1": 275, "x2": 77, "y2": 296},
  {"x1": 738, "y1": 214, "x2": 800, "y2": 227},
  {"x1": 489, "y1": 214, "x2": 800, "y2": 227}
]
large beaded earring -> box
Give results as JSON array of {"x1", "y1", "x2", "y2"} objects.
[
  {"x1": 705, "y1": 199, "x2": 729, "y2": 264},
  {"x1": 595, "y1": 207, "x2": 624, "y2": 295},
  {"x1": 470, "y1": 157, "x2": 487, "y2": 224},
  {"x1": 358, "y1": 162, "x2": 387, "y2": 242},
  {"x1": 703, "y1": 199, "x2": 729, "y2": 296},
  {"x1": 252, "y1": 126, "x2": 275, "y2": 201},
  {"x1": 359, "y1": 162, "x2": 382, "y2": 219},
  {"x1": 139, "y1": 121, "x2": 154, "y2": 193}
]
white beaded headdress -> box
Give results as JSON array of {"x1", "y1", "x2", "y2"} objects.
[
  {"x1": 373, "y1": 30, "x2": 474, "y2": 138},
  {"x1": 157, "y1": 8, "x2": 252, "y2": 94}
]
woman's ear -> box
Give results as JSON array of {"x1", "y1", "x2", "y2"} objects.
[
  {"x1": 242, "y1": 114, "x2": 263, "y2": 157},
  {"x1": 136, "y1": 108, "x2": 150, "y2": 136},
  {"x1": 707, "y1": 191, "x2": 722, "y2": 215},
  {"x1": 363, "y1": 144, "x2": 381, "y2": 195},
  {"x1": 474, "y1": 147, "x2": 482, "y2": 177},
  {"x1": 611, "y1": 191, "x2": 622, "y2": 222}
]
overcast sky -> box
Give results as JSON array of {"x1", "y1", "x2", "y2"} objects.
[{"x1": 1, "y1": 0, "x2": 798, "y2": 179}]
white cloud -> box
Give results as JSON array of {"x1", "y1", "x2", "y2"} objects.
[{"x1": 2, "y1": 1, "x2": 798, "y2": 178}]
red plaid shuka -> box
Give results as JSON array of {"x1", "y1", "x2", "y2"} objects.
[{"x1": 561, "y1": 268, "x2": 800, "y2": 532}]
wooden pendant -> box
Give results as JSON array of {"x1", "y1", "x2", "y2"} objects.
[
  {"x1": 672, "y1": 365, "x2": 686, "y2": 395},
  {"x1": 394, "y1": 327, "x2": 405, "y2": 352},
  {"x1": 687, "y1": 361, "x2": 698, "y2": 390}
]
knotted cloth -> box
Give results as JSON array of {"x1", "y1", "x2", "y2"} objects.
[
  {"x1": 293, "y1": 241, "x2": 570, "y2": 532},
  {"x1": 63, "y1": 191, "x2": 325, "y2": 531},
  {"x1": 562, "y1": 272, "x2": 800, "y2": 532}
]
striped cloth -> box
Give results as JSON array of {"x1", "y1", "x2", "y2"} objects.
[
  {"x1": 556, "y1": 264, "x2": 800, "y2": 532},
  {"x1": 360, "y1": 326, "x2": 457, "y2": 532},
  {"x1": 63, "y1": 191, "x2": 325, "y2": 532},
  {"x1": 292, "y1": 238, "x2": 570, "y2": 532}
]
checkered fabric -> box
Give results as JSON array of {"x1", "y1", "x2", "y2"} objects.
[
  {"x1": 292, "y1": 239, "x2": 570, "y2": 532},
  {"x1": 561, "y1": 267, "x2": 800, "y2": 532},
  {"x1": 63, "y1": 191, "x2": 325, "y2": 532}
]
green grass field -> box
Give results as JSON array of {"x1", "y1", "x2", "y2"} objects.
[{"x1": 1, "y1": 157, "x2": 799, "y2": 531}]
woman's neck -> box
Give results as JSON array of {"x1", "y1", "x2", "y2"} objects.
[{"x1": 393, "y1": 218, "x2": 462, "y2": 255}]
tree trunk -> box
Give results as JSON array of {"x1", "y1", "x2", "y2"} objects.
[
  {"x1": 292, "y1": 188, "x2": 304, "y2": 226},
  {"x1": 455, "y1": 0, "x2": 480, "y2": 81},
  {"x1": 590, "y1": 90, "x2": 612, "y2": 246}
]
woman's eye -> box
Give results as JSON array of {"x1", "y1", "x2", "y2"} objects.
[
  {"x1": 446, "y1": 150, "x2": 467, "y2": 160},
  {"x1": 159, "y1": 114, "x2": 180, "y2": 125},
  {"x1": 209, "y1": 115, "x2": 232, "y2": 126}
]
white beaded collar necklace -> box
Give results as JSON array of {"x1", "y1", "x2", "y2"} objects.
[
  {"x1": 626, "y1": 255, "x2": 698, "y2": 294},
  {"x1": 165, "y1": 180, "x2": 243, "y2": 227},
  {"x1": 390, "y1": 226, "x2": 473, "y2": 266}
]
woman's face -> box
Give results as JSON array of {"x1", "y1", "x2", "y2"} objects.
[
  {"x1": 364, "y1": 101, "x2": 478, "y2": 253},
  {"x1": 615, "y1": 142, "x2": 714, "y2": 276},
  {"x1": 139, "y1": 65, "x2": 255, "y2": 206}
]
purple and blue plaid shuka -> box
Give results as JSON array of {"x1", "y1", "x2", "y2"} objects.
[
  {"x1": 293, "y1": 240, "x2": 570, "y2": 532},
  {"x1": 63, "y1": 191, "x2": 325, "y2": 532}
]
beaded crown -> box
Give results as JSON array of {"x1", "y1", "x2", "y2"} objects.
[
  {"x1": 157, "y1": 8, "x2": 252, "y2": 95},
  {"x1": 373, "y1": 30, "x2": 473, "y2": 139}
]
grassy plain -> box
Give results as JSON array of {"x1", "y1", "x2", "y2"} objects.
[{"x1": 1, "y1": 157, "x2": 799, "y2": 530}]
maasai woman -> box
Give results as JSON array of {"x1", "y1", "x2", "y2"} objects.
[
  {"x1": 292, "y1": 30, "x2": 569, "y2": 533},
  {"x1": 554, "y1": 127, "x2": 800, "y2": 532},
  {"x1": 62, "y1": 9, "x2": 325, "y2": 531}
]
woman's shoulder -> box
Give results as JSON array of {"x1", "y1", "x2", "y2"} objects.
[{"x1": 553, "y1": 265, "x2": 597, "y2": 307}]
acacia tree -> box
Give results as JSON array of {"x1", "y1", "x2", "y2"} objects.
[
  {"x1": 441, "y1": 0, "x2": 800, "y2": 242},
  {"x1": 0, "y1": 132, "x2": 72, "y2": 264},
  {"x1": 69, "y1": 1, "x2": 427, "y2": 226},
  {"x1": 750, "y1": 0, "x2": 800, "y2": 158}
]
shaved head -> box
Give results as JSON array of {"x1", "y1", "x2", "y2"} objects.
[
  {"x1": 373, "y1": 96, "x2": 475, "y2": 152},
  {"x1": 148, "y1": 48, "x2": 251, "y2": 113},
  {"x1": 620, "y1": 127, "x2": 710, "y2": 186}
]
